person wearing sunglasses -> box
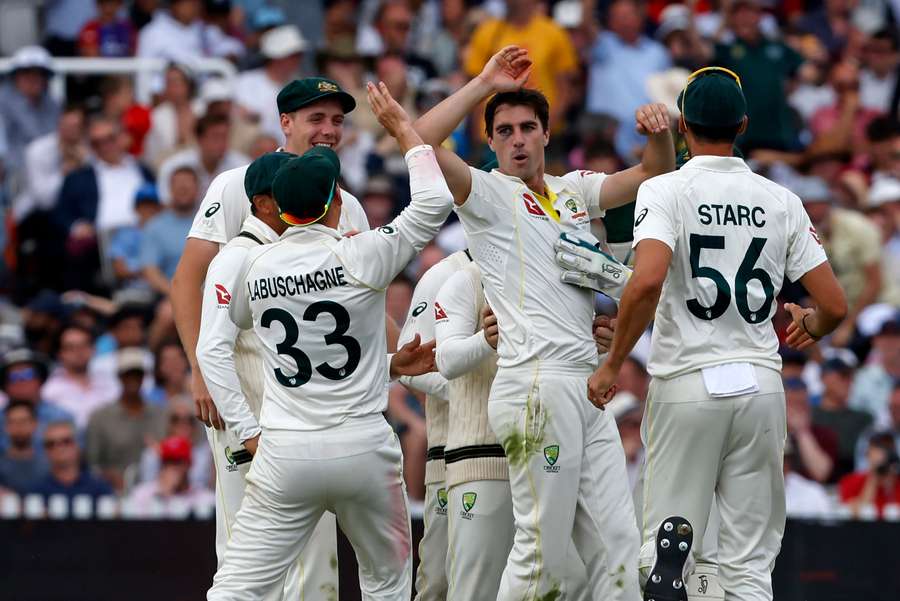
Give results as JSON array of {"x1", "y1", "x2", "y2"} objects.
[
  {"x1": 207, "y1": 81, "x2": 448, "y2": 601},
  {"x1": 27, "y1": 420, "x2": 112, "y2": 508},
  {"x1": 583, "y1": 66, "x2": 847, "y2": 601}
]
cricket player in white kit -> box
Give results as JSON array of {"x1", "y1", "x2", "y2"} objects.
[
  {"x1": 172, "y1": 78, "x2": 371, "y2": 601},
  {"x1": 413, "y1": 46, "x2": 675, "y2": 600},
  {"x1": 207, "y1": 82, "x2": 455, "y2": 601},
  {"x1": 586, "y1": 68, "x2": 848, "y2": 601},
  {"x1": 397, "y1": 249, "x2": 473, "y2": 601}
]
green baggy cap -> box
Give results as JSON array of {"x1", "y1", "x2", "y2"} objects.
[
  {"x1": 277, "y1": 77, "x2": 356, "y2": 115},
  {"x1": 677, "y1": 67, "x2": 747, "y2": 128},
  {"x1": 244, "y1": 151, "x2": 294, "y2": 199},
  {"x1": 271, "y1": 146, "x2": 341, "y2": 226}
]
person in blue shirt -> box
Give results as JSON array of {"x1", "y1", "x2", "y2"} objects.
[
  {"x1": 0, "y1": 401, "x2": 49, "y2": 494},
  {"x1": 140, "y1": 165, "x2": 199, "y2": 296},
  {"x1": 108, "y1": 183, "x2": 161, "y2": 289},
  {"x1": 0, "y1": 348, "x2": 73, "y2": 456},
  {"x1": 28, "y1": 420, "x2": 113, "y2": 504}
]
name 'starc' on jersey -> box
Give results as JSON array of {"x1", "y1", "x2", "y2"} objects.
[
  {"x1": 697, "y1": 203, "x2": 767, "y2": 228},
  {"x1": 247, "y1": 266, "x2": 348, "y2": 301}
]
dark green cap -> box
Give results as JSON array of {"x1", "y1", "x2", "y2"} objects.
[
  {"x1": 271, "y1": 146, "x2": 341, "y2": 226},
  {"x1": 276, "y1": 77, "x2": 356, "y2": 115},
  {"x1": 244, "y1": 151, "x2": 294, "y2": 199},
  {"x1": 677, "y1": 68, "x2": 746, "y2": 128}
]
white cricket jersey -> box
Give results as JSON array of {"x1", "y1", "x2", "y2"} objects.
[
  {"x1": 455, "y1": 168, "x2": 607, "y2": 368},
  {"x1": 229, "y1": 145, "x2": 454, "y2": 431},
  {"x1": 397, "y1": 250, "x2": 472, "y2": 485},
  {"x1": 188, "y1": 163, "x2": 370, "y2": 248},
  {"x1": 633, "y1": 155, "x2": 828, "y2": 378}
]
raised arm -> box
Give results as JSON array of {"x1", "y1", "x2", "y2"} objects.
[
  {"x1": 597, "y1": 103, "x2": 675, "y2": 210},
  {"x1": 413, "y1": 46, "x2": 532, "y2": 204}
]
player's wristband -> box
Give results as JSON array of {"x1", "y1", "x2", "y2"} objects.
[{"x1": 801, "y1": 314, "x2": 822, "y2": 341}]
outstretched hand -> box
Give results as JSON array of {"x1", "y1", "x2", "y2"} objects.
[
  {"x1": 367, "y1": 81, "x2": 413, "y2": 137},
  {"x1": 477, "y1": 45, "x2": 533, "y2": 93},
  {"x1": 391, "y1": 334, "x2": 437, "y2": 377}
]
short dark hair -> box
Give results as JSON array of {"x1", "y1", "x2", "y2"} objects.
[
  {"x1": 871, "y1": 27, "x2": 899, "y2": 51},
  {"x1": 59, "y1": 323, "x2": 95, "y2": 345},
  {"x1": 196, "y1": 112, "x2": 230, "y2": 137},
  {"x1": 866, "y1": 116, "x2": 900, "y2": 143},
  {"x1": 484, "y1": 89, "x2": 550, "y2": 138},
  {"x1": 684, "y1": 120, "x2": 742, "y2": 144},
  {"x1": 5, "y1": 399, "x2": 36, "y2": 419}
]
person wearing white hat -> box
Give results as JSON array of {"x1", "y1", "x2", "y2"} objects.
[
  {"x1": 235, "y1": 25, "x2": 308, "y2": 142},
  {"x1": 866, "y1": 177, "x2": 900, "y2": 305},
  {"x1": 0, "y1": 46, "x2": 60, "y2": 180}
]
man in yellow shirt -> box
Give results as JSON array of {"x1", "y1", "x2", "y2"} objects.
[{"x1": 465, "y1": 0, "x2": 578, "y2": 133}]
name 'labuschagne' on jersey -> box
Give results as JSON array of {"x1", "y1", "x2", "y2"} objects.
[
  {"x1": 698, "y1": 203, "x2": 767, "y2": 227},
  {"x1": 247, "y1": 266, "x2": 348, "y2": 301}
]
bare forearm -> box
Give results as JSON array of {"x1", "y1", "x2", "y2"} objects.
[
  {"x1": 795, "y1": 429, "x2": 833, "y2": 482},
  {"x1": 143, "y1": 266, "x2": 171, "y2": 296},
  {"x1": 172, "y1": 267, "x2": 204, "y2": 367},
  {"x1": 605, "y1": 278, "x2": 661, "y2": 370},
  {"x1": 414, "y1": 76, "x2": 495, "y2": 145},
  {"x1": 639, "y1": 130, "x2": 675, "y2": 179}
]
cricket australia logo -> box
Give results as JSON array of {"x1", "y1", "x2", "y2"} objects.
[
  {"x1": 543, "y1": 445, "x2": 560, "y2": 472},
  {"x1": 460, "y1": 491, "x2": 477, "y2": 520},
  {"x1": 565, "y1": 199, "x2": 578, "y2": 213},
  {"x1": 436, "y1": 488, "x2": 448, "y2": 515},
  {"x1": 224, "y1": 446, "x2": 239, "y2": 472}
]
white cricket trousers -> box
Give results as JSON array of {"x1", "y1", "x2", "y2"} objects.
[
  {"x1": 207, "y1": 416, "x2": 412, "y2": 601},
  {"x1": 488, "y1": 361, "x2": 640, "y2": 601},
  {"x1": 414, "y1": 480, "x2": 448, "y2": 601},
  {"x1": 206, "y1": 426, "x2": 338, "y2": 601},
  {"x1": 639, "y1": 366, "x2": 787, "y2": 601}
]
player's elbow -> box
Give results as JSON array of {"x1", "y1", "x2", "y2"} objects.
[
  {"x1": 629, "y1": 271, "x2": 665, "y2": 299},
  {"x1": 434, "y1": 347, "x2": 465, "y2": 381}
]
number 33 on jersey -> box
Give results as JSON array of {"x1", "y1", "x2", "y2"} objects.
[{"x1": 632, "y1": 156, "x2": 827, "y2": 379}]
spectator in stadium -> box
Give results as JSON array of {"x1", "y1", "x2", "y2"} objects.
[
  {"x1": 809, "y1": 61, "x2": 882, "y2": 158},
  {"x1": 783, "y1": 441, "x2": 832, "y2": 518},
  {"x1": 419, "y1": 0, "x2": 470, "y2": 76},
  {"x1": 140, "y1": 167, "x2": 199, "y2": 297},
  {"x1": 146, "y1": 341, "x2": 190, "y2": 406},
  {"x1": 0, "y1": 401, "x2": 49, "y2": 494},
  {"x1": 614, "y1": 398, "x2": 644, "y2": 489},
  {"x1": 13, "y1": 104, "x2": 88, "y2": 224},
  {"x1": 800, "y1": 176, "x2": 883, "y2": 347},
  {"x1": 142, "y1": 64, "x2": 197, "y2": 169},
  {"x1": 866, "y1": 117, "x2": 900, "y2": 179},
  {"x1": 127, "y1": 435, "x2": 213, "y2": 516},
  {"x1": 586, "y1": 0, "x2": 671, "y2": 160},
  {"x1": 157, "y1": 113, "x2": 248, "y2": 203},
  {"x1": 713, "y1": 0, "x2": 805, "y2": 152},
  {"x1": 108, "y1": 184, "x2": 162, "y2": 289},
  {"x1": 100, "y1": 76, "x2": 152, "y2": 156},
  {"x1": 860, "y1": 28, "x2": 900, "y2": 113},
  {"x1": 839, "y1": 431, "x2": 900, "y2": 519},
  {"x1": 55, "y1": 115, "x2": 154, "y2": 236},
  {"x1": 0, "y1": 46, "x2": 60, "y2": 176},
  {"x1": 42, "y1": 0, "x2": 98, "y2": 56},
  {"x1": 866, "y1": 178, "x2": 900, "y2": 300},
  {"x1": 20, "y1": 291, "x2": 69, "y2": 358},
  {"x1": 361, "y1": 0, "x2": 437, "y2": 89},
  {"x1": 234, "y1": 24, "x2": 307, "y2": 142},
  {"x1": 78, "y1": 0, "x2": 137, "y2": 58},
  {"x1": 41, "y1": 325, "x2": 118, "y2": 431},
  {"x1": 851, "y1": 319, "x2": 900, "y2": 425},
  {"x1": 813, "y1": 354, "x2": 874, "y2": 482},
  {"x1": 784, "y1": 376, "x2": 839, "y2": 483},
  {"x1": 138, "y1": 397, "x2": 210, "y2": 488},
  {"x1": 90, "y1": 306, "x2": 152, "y2": 388},
  {"x1": 0, "y1": 349, "x2": 72, "y2": 454},
  {"x1": 85, "y1": 348, "x2": 167, "y2": 492},
  {"x1": 616, "y1": 355, "x2": 650, "y2": 403},
  {"x1": 465, "y1": 0, "x2": 578, "y2": 140},
  {"x1": 856, "y1": 381, "x2": 900, "y2": 468},
  {"x1": 28, "y1": 420, "x2": 113, "y2": 504},
  {"x1": 795, "y1": 0, "x2": 855, "y2": 58},
  {"x1": 387, "y1": 380, "x2": 427, "y2": 502}
]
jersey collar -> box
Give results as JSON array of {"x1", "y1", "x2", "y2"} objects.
[
  {"x1": 682, "y1": 155, "x2": 750, "y2": 173},
  {"x1": 241, "y1": 215, "x2": 281, "y2": 244},
  {"x1": 280, "y1": 223, "x2": 341, "y2": 242}
]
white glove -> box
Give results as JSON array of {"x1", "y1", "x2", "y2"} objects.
[{"x1": 554, "y1": 231, "x2": 632, "y2": 302}]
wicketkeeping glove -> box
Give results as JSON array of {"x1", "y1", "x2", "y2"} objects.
[{"x1": 554, "y1": 231, "x2": 632, "y2": 302}]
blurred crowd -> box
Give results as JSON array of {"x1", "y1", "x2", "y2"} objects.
[{"x1": 0, "y1": 0, "x2": 899, "y2": 518}]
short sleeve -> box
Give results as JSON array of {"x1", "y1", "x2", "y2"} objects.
[
  {"x1": 188, "y1": 167, "x2": 250, "y2": 245},
  {"x1": 631, "y1": 179, "x2": 677, "y2": 251},
  {"x1": 455, "y1": 168, "x2": 504, "y2": 229},
  {"x1": 785, "y1": 195, "x2": 828, "y2": 282},
  {"x1": 559, "y1": 170, "x2": 608, "y2": 218}
]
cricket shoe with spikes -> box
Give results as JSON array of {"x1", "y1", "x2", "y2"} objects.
[{"x1": 644, "y1": 516, "x2": 693, "y2": 601}]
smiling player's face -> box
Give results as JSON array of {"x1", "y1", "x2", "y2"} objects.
[
  {"x1": 489, "y1": 104, "x2": 549, "y2": 184},
  {"x1": 282, "y1": 98, "x2": 346, "y2": 155}
]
